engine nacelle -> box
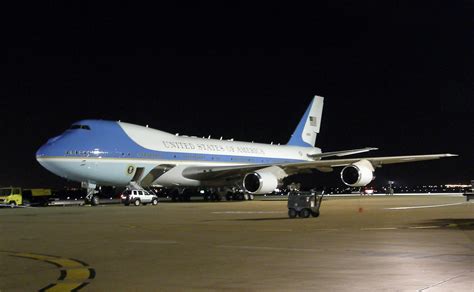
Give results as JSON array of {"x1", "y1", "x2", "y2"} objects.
[
  {"x1": 340, "y1": 159, "x2": 375, "y2": 187},
  {"x1": 243, "y1": 171, "x2": 279, "y2": 194}
]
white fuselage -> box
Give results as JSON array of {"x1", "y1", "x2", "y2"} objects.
[{"x1": 36, "y1": 120, "x2": 320, "y2": 187}]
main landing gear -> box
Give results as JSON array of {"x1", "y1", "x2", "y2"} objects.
[{"x1": 83, "y1": 182, "x2": 100, "y2": 206}]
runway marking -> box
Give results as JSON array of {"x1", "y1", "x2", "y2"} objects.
[
  {"x1": 258, "y1": 229, "x2": 293, "y2": 232},
  {"x1": 417, "y1": 270, "x2": 471, "y2": 291},
  {"x1": 409, "y1": 226, "x2": 440, "y2": 229},
  {"x1": 385, "y1": 202, "x2": 466, "y2": 210},
  {"x1": 3, "y1": 251, "x2": 95, "y2": 291},
  {"x1": 128, "y1": 240, "x2": 178, "y2": 244},
  {"x1": 217, "y1": 245, "x2": 320, "y2": 252},
  {"x1": 360, "y1": 227, "x2": 398, "y2": 231},
  {"x1": 211, "y1": 211, "x2": 285, "y2": 214}
]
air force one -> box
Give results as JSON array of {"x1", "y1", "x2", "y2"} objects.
[{"x1": 36, "y1": 96, "x2": 456, "y2": 205}]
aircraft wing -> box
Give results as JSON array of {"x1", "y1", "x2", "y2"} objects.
[
  {"x1": 307, "y1": 147, "x2": 378, "y2": 159},
  {"x1": 181, "y1": 153, "x2": 457, "y2": 181}
]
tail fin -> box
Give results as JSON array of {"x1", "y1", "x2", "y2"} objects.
[{"x1": 287, "y1": 95, "x2": 324, "y2": 147}]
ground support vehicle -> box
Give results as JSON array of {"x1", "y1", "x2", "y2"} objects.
[
  {"x1": 287, "y1": 191, "x2": 324, "y2": 218},
  {"x1": 463, "y1": 180, "x2": 474, "y2": 201},
  {"x1": 121, "y1": 189, "x2": 158, "y2": 206},
  {"x1": 0, "y1": 187, "x2": 53, "y2": 207}
]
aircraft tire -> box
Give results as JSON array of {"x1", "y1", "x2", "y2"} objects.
[{"x1": 91, "y1": 196, "x2": 100, "y2": 206}]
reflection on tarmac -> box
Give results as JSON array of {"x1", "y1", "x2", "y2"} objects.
[{"x1": 0, "y1": 195, "x2": 473, "y2": 291}]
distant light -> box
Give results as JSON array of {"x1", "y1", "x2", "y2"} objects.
[
  {"x1": 446, "y1": 184, "x2": 470, "y2": 188},
  {"x1": 146, "y1": 125, "x2": 149, "y2": 128}
]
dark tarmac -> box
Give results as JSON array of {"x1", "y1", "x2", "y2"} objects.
[{"x1": 1, "y1": 195, "x2": 473, "y2": 291}]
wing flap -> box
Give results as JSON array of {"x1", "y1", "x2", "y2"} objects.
[{"x1": 307, "y1": 147, "x2": 378, "y2": 159}]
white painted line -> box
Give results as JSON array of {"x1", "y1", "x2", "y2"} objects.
[
  {"x1": 417, "y1": 271, "x2": 471, "y2": 291},
  {"x1": 128, "y1": 240, "x2": 178, "y2": 244},
  {"x1": 211, "y1": 211, "x2": 285, "y2": 214},
  {"x1": 361, "y1": 227, "x2": 398, "y2": 231},
  {"x1": 314, "y1": 228, "x2": 340, "y2": 231},
  {"x1": 217, "y1": 245, "x2": 320, "y2": 252},
  {"x1": 409, "y1": 226, "x2": 440, "y2": 229},
  {"x1": 385, "y1": 202, "x2": 466, "y2": 210},
  {"x1": 259, "y1": 229, "x2": 293, "y2": 232}
]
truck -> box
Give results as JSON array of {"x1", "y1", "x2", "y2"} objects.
[{"x1": 0, "y1": 187, "x2": 52, "y2": 207}]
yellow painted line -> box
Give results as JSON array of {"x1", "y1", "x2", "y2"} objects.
[
  {"x1": 14, "y1": 253, "x2": 84, "y2": 268},
  {"x1": 63, "y1": 268, "x2": 91, "y2": 281},
  {"x1": 15, "y1": 252, "x2": 54, "y2": 261},
  {"x1": 44, "y1": 282, "x2": 86, "y2": 292},
  {"x1": 4, "y1": 251, "x2": 94, "y2": 291},
  {"x1": 47, "y1": 258, "x2": 84, "y2": 268}
]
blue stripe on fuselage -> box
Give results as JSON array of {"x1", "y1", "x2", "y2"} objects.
[{"x1": 36, "y1": 120, "x2": 306, "y2": 164}]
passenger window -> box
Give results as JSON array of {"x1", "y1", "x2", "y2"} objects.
[
  {"x1": 13, "y1": 188, "x2": 20, "y2": 195},
  {"x1": 138, "y1": 191, "x2": 143, "y2": 195}
]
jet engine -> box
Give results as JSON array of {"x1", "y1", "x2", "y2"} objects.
[
  {"x1": 243, "y1": 170, "x2": 279, "y2": 194},
  {"x1": 340, "y1": 159, "x2": 375, "y2": 187}
]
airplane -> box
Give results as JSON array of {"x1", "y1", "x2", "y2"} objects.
[{"x1": 36, "y1": 95, "x2": 457, "y2": 205}]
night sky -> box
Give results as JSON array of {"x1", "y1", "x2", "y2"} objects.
[{"x1": 2, "y1": 2, "x2": 473, "y2": 189}]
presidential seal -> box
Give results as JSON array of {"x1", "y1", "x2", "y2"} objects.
[{"x1": 127, "y1": 165, "x2": 135, "y2": 175}]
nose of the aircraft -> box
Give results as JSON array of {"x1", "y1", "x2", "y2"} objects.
[
  {"x1": 36, "y1": 136, "x2": 61, "y2": 159},
  {"x1": 35, "y1": 135, "x2": 70, "y2": 178}
]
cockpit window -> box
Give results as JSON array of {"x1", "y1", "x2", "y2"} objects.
[{"x1": 70, "y1": 125, "x2": 91, "y2": 130}]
